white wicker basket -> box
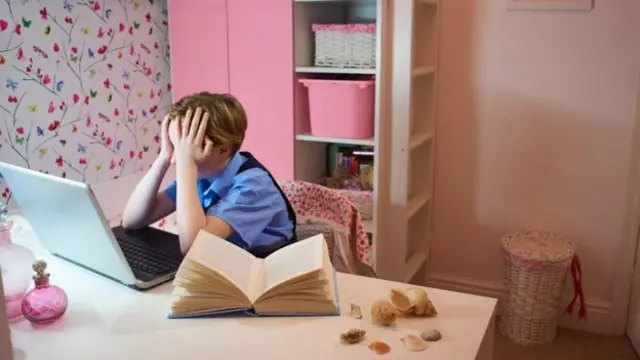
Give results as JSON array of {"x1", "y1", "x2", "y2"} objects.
[
  {"x1": 312, "y1": 23, "x2": 376, "y2": 69},
  {"x1": 500, "y1": 230, "x2": 575, "y2": 346}
]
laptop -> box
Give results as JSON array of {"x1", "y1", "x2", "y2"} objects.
[{"x1": 0, "y1": 162, "x2": 184, "y2": 291}]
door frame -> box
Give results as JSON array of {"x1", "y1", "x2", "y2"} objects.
[{"x1": 612, "y1": 63, "x2": 640, "y2": 336}]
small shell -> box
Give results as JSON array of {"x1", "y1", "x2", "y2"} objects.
[
  {"x1": 401, "y1": 334, "x2": 427, "y2": 352},
  {"x1": 368, "y1": 340, "x2": 391, "y2": 355},
  {"x1": 420, "y1": 329, "x2": 442, "y2": 342},
  {"x1": 406, "y1": 287, "x2": 438, "y2": 317},
  {"x1": 340, "y1": 328, "x2": 367, "y2": 344},
  {"x1": 370, "y1": 299, "x2": 397, "y2": 326},
  {"x1": 389, "y1": 288, "x2": 414, "y2": 315},
  {"x1": 423, "y1": 298, "x2": 438, "y2": 317},
  {"x1": 349, "y1": 303, "x2": 363, "y2": 319},
  {"x1": 405, "y1": 287, "x2": 428, "y2": 315}
]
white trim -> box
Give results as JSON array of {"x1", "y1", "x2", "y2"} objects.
[
  {"x1": 506, "y1": 0, "x2": 593, "y2": 11},
  {"x1": 428, "y1": 273, "x2": 615, "y2": 335},
  {"x1": 614, "y1": 62, "x2": 640, "y2": 337}
]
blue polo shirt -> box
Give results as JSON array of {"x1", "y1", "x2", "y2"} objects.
[{"x1": 163, "y1": 152, "x2": 293, "y2": 251}]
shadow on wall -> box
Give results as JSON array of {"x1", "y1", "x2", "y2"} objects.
[
  {"x1": 474, "y1": 93, "x2": 630, "y2": 300},
  {"x1": 0, "y1": 0, "x2": 173, "y2": 208},
  {"x1": 430, "y1": 0, "x2": 485, "y2": 279},
  {"x1": 430, "y1": 0, "x2": 635, "y2": 304}
]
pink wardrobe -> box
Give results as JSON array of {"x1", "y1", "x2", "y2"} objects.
[
  {"x1": 168, "y1": 0, "x2": 294, "y2": 180},
  {"x1": 168, "y1": 0, "x2": 441, "y2": 285}
]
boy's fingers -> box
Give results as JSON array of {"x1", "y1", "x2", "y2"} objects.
[
  {"x1": 162, "y1": 115, "x2": 171, "y2": 133},
  {"x1": 182, "y1": 108, "x2": 192, "y2": 137},
  {"x1": 189, "y1": 107, "x2": 202, "y2": 139},
  {"x1": 176, "y1": 117, "x2": 182, "y2": 138},
  {"x1": 195, "y1": 111, "x2": 209, "y2": 145}
]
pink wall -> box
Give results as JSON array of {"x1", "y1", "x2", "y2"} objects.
[{"x1": 432, "y1": 0, "x2": 640, "y2": 310}]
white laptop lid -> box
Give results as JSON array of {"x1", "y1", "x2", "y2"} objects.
[{"x1": 0, "y1": 162, "x2": 136, "y2": 285}]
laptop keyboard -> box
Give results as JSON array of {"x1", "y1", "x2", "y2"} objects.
[{"x1": 116, "y1": 235, "x2": 182, "y2": 276}]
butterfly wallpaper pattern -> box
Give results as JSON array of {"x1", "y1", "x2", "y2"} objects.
[{"x1": 0, "y1": 0, "x2": 172, "y2": 207}]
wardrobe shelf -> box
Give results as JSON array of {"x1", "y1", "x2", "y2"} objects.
[
  {"x1": 409, "y1": 132, "x2": 433, "y2": 150},
  {"x1": 407, "y1": 191, "x2": 432, "y2": 219},
  {"x1": 412, "y1": 66, "x2": 437, "y2": 78},
  {"x1": 296, "y1": 67, "x2": 376, "y2": 75},
  {"x1": 295, "y1": 133, "x2": 375, "y2": 147}
]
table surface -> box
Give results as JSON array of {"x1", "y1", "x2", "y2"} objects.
[{"x1": 7, "y1": 215, "x2": 498, "y2": 360}]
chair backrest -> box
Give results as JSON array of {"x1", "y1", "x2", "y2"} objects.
[{"x1": 279, "y1": 180, "x2": 374, "y2": 276}]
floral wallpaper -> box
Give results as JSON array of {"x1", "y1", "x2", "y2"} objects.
[{"x1": 0, "y1": 0, "x2": 172, "y2": 207}]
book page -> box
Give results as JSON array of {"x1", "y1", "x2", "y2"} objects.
[
  {"x1": 262, "y1": 234, "x2": 325, "y2": 293},
  {"x1": 185, "y1": 230, "x2": 261, "y2": 299}
]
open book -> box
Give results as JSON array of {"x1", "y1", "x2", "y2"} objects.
[{"x1": 168, "y1": 231, "x2": 340, "y2": 318}]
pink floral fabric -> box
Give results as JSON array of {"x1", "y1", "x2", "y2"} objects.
[{"x1": 280, "y1": 180, "x2": 372, "y2": 266}]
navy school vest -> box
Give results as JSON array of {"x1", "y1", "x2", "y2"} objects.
[{"x1": 236, "y1": 151, "x2": 297, "y2": 258}]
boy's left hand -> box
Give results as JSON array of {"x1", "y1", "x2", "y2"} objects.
[{"x1": 174, "y1": 107, "x2": 214, "y2": 165}]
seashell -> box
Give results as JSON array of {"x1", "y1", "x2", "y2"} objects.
[
  {"x1": 406, "y1": 287, "x2": 437, "y2": 317},
  {"x1": 401, "y1": 334, "x2": 427, "y2": 352},
  {"x1": 340, "y1": 328, "x2": 366, "y2": 344},
  {"x1": 370, "y1": 299, "x2": 397, "y2": 326},
  {"x1": 389, "y1": 288, "x2": 414, "y2": 315},
  {"x1": 368, "y1": 340, "x2": 391, "y2": 355},
  {"x1": 349, "y1": 303, "x2": 363, "y2": 319},
  {"x1": 420, "y1": 329, "x2": 442, "y2": 342},
  {"x1": 423, "y1": 298, "x2": 438, "y2": 317}
]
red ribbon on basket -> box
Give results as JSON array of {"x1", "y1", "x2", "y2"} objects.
[{"x1": 564, "y1": 255, "x2": 587, "y2": 320}]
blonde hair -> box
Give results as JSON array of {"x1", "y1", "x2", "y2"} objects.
[{"x1": 167, "y1": 92, "x2": 247, "y2": 154}]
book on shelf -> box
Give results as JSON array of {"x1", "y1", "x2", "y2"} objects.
[{"x1": 168, "y1": 230, "x2": 340, "y2": 318}]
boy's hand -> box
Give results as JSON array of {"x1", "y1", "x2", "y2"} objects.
[
  {"x1": 158, "y1": 115, "x2": 174, "y2": 163},
  {"x1": 174, "y1": 107, "x2": 214, "y2": 165}
]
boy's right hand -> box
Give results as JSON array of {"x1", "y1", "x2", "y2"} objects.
[{"x1": 159, "y1": 115, "x2": 174, "y2": 163}]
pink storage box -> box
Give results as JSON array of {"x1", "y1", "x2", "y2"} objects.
[{"x1": 299, "y1": 78, "x2": 375, "y2": 139}]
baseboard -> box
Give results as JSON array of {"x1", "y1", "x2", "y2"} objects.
[{"x1": 428, "y1": 273, "x2": 615, "y2": 335}]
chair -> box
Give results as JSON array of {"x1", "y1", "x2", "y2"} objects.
[{"x1": 280, "y1": 180, "x2": 376, "y2": 277}]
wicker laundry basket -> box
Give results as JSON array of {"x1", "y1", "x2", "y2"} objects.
[{"x1": 500, "y1": 230, "x2": 575, "y2": 346}]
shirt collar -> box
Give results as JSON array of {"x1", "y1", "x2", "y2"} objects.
[{"x1": 202, "y1": 152, "x2": 245, "y2": 192}]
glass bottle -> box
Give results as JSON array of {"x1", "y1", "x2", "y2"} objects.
[
  {"x1": 0, "y1": 201, "x2": 35, "y2": 322},
  {"x1": 21, "y1": 260, "x2": 68, "y2": 325}
]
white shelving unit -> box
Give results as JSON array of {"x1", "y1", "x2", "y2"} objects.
[{"x1": 293, "y1": 0, "x2": 439, "y2": 283}]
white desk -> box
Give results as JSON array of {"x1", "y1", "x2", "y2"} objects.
[{"x1": 7, "y1": 215, "x2": 497, "y2": 360}]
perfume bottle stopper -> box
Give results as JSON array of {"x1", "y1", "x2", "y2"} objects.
[{"x1": 32, "y1": 260, "x2": 49, "y2": 286}]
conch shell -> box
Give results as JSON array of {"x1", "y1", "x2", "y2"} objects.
[
  {"x1": 389, "y1": 287, "x2": 438, "y2": 317},
  {"x1": 389, "y1": 288, "x2": 414, "y2": 315}
]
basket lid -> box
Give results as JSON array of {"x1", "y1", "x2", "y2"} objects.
[{"x1": 501, "y1": 230, "x2": 575, "y2": 263}]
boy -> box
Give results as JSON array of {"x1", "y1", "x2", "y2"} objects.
[{"x1": 121, "y1": 92, "x2": 296, "y2": 256}]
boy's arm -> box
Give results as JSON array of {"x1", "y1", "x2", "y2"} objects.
[
  {"x1": 174, "y1": 158, "x2": 232, "y2": 253},
  {"x1": 121, "y1": 156, "x2": 176, "y2": 230}
]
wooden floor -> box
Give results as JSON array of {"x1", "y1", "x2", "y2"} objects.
[{"x1": 495, "y1": 326, "x2": 638, "y2": 360}]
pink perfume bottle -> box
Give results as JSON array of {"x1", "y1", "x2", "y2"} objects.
[
  {"x1": 21, "y1": 260, "x2": 68, "y2": 325},
  {"x1": 0, "y1": 201, "x2": 35, "y2": 322}
]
